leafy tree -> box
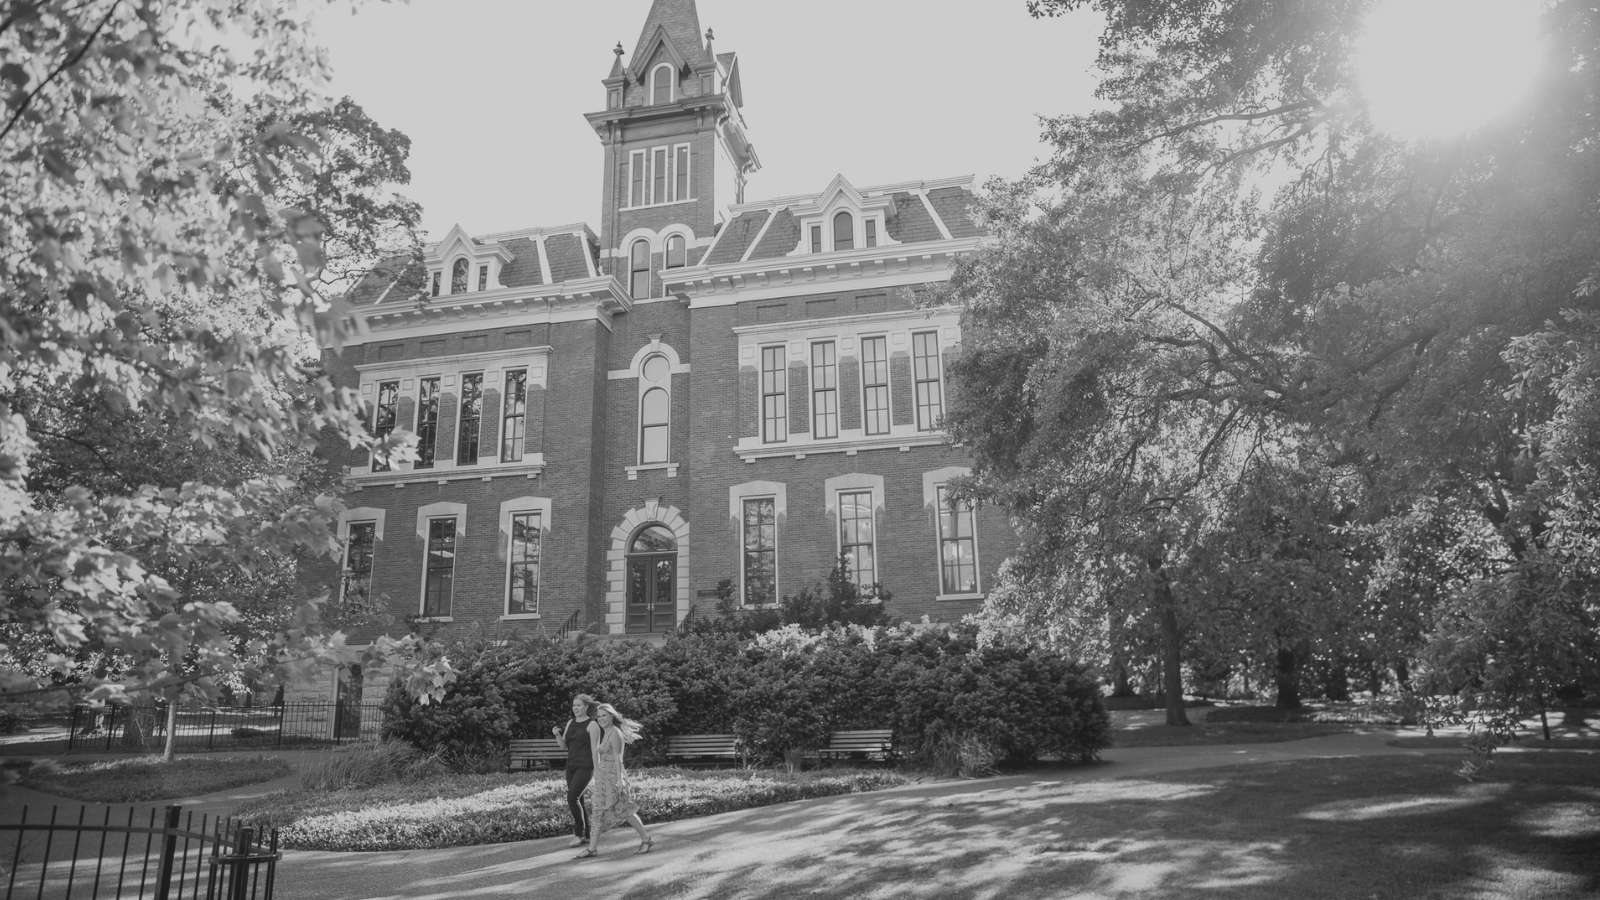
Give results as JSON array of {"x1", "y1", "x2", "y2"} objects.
[{"x1": 0, "y1": 0, "x2": 449, "y2": 714}]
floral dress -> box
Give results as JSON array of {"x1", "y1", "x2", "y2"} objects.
[{"x1": 589, "y1": 726, "x2": 639, "y2": 833}]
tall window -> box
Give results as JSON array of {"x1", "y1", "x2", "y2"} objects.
[
  {"x1": 422, "y1": 518, "x2": 456, "y2": 617},
  {"x1": 761, "y1": 345, "x2": 787, "y2": 443},
  {"x1": 665, "y1": 234, "x2": 687, "y2": 269},
  {"x1": 861, "y1": 336, "x2": 890, "y2": 435},
  {"x1": 913, "y1": 331, "x2": 944, "y2": 431},
  {"x1": 674, "y1": 145, "x2": 690, "y2": 200},
  {"x1": 415, "y1": 377, "x2": 440, "y2": 468},
  {"x1": 501, "y1": 370, "x2": 526, "y2": 462},
  {"x1": 639, "y1": 353, "x2": 670, "y2": 464},
  {"x1": 652, "y1": 147, "x2": 668, "y2": 204},
  {"x1": 430, "y1": 271, "x2": 441, "y2": 297},
  {"x1": 630, "y1": 150, "x2": 645, "y2": 207},
  {"x1": 810, "y1": 225, "x2": 822, "y2": 254},
  {"x1": 742, "y1": 498, "x2": 776, "y2": 606},
  {"x1": 833, "y1": 211, "x2": 854, "y2": 251},
  {"x1": 937, "y1": 486, "x2": 978, "y2": 594},
  {"x1": 811, "y1": 341, "x2": 838, "y2": 439},
  {"x1": 341, "y1": 522, "x2": 376, "y2": 610},
  {"x1": 652, "y1": 63, "x2": 673, "y2": 105},
  {"x1": 506, "y1": 512, "x2": 542, "y2": 615},
  {"x1": 371, "y1": 381, "x2": 399, "y2": 472},
  {"x1": 866, "y1": 219, "x2": 877, "y2": 248},
  {"x1": 630, "y1": 239, "x2": 651, "y2": 300},
  {"x1": 451, "y1": 258, "x2": 468, "y2": 294},
  {"x1": 456, "y1": 373, "x2": 483, "y2": 465},
  {"x1": 477, "y1": 265, "x2": 488, "y2": 291},
  {"x1": 839, "y1": 491, "x2": 876, "y2": 585}
]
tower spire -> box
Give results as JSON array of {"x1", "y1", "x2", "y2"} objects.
[{"x1": 630, "y1": 0, "x2": 705, "y2": 73}]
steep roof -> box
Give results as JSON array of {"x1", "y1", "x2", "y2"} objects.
[
  {"x1": 630, "y1": 0, "x2": 706, "y2": 72},
  {"x1": 349, "y1": 227, "x2": 599, "y2": 307}
]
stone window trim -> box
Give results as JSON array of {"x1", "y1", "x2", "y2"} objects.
[
  {"x1": 417, "y1": 501, "x2": 466, "y2": 620},
  {"x1": 728, "y1": 481, "x2": 786, "y2": 608},
  {"x1": 825, "y1": 473, "x2": 885, "y2": 586},
  {"x1": 604, "y1": 502, "x2": 691, "y2": 635},
  {"x1": 625, "y1": 142, "x2": 694, "y2": 209},
  {"x1": 921, "y1": 466, "x2": 983, "y2": 601},
  {"x1": 733, "y1": 311, "x2": 960, "y2": 459},
  {"x1": 422, "y1": 225, "x2": 515, "y2": 296},
  {"x1": 352, "y1": 347, "x2": 550, "y2": 483},
  {"x1": 651, "y1": 62, "x2": 675, "y2": 105},
  {"x1": 499, "y1": 496, "x2": 552, "y2": 620},
  {"x1": 338, "y1": 507, "x2": 388, "y2": 542},
  {"x1": 784, "y1": 176, "x2": 900, "y2": 258}
]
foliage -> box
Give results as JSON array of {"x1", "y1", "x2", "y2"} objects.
[
  {"x1": 299, "y1": 740, "x2": 444, "y2": 792},
  {"x1": 238, "y1": 767, "x2": 907, "y2": 851},
  {"x1": 17, "y1": 755, "x2": 290, "y2": 803},
  {"x1": 685, "y1": 564, "x2": 895, "y2": 638},
  {"x1": 0, "y1": 0, "x2": 450, "y2": 711}
]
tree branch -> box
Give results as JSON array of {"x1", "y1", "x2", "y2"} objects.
[
  {"x1": 1120, "y1": 100, "x2": 1321, "y2": 153},
  {"x1": 0, "y1": 0, "x2": 121, "y2": 145}
]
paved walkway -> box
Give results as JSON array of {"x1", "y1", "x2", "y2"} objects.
[{"x1": 268, "y1": 729, "x2": 1448, "y2": 900}]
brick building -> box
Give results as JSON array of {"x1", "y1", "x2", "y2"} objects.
[{"x1": 307, "y1": 0, "x2": 1013, "y2": 701}]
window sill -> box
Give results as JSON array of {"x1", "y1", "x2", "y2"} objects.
[
  {"x1": 414, "y1": 616, "x2": 455, "y2": 623},
  {"x1": 626, "y1": 462, "x2": 679, "y2": 480},
  {"x1": 936, "y1": 593, "x2": 984, "y2": 603},
  {"x1": 500, "y1": 614, "x2": 542, "y2": 621},
  {"x1": 349, "y1": 455, "x2": 546, "y2": 488},
  {"x1": 736, "y1": 433, "x2": 946, "y2": 462}
]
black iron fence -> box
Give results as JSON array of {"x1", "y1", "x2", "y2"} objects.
[
  {"x1": 0, "y1": 804, "x2": 278, "y2": 900},
  {"x1": 28, "y1": 703, "x2": 390, "y2": 755}
]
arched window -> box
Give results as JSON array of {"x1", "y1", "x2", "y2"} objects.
[
  {"x1": 665, "y1": 233, "x2": 686, "y2": 269},
  {"x1": 652, "y1": 64, "x2": 674, "y2": 105},
  {"x1": 639, "y1": 354, "x2": 671, "y2": 464},
  {"x1": 832, "y1": 212, "x2": 854, "y2": 252},
  {"x1": 450, "y1": 258, "x2": 468, "y2": 294},
  {"x1": 629, "y1": 239, "x2": 651, "y2": 300}
]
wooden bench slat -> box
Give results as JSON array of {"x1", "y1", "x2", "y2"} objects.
[{"x1": 508, "y1": 738, "x2": 565, "y2": 770}]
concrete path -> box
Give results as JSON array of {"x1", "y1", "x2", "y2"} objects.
[{"x1": 270, "y1": 729, "x2": 1449, "y2": 900}]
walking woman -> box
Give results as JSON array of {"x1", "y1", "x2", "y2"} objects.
[
  {"x1": 551, "y1": 694, "x2": 602, "y2": 848},
  {"x1": 574, "y1": 703, "x2": 653, "y2": 858}
]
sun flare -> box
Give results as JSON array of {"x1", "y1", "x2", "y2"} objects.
[{"x1": 1354, "y1": 0, "x2": 1544, "y2": 139}]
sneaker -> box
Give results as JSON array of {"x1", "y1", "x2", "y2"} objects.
[{"x1": 567, "y1": 837, "x2": 585, "y2": 848}]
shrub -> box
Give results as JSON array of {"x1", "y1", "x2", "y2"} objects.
[
  {"x1": 0, "y1": 708, "x2": 24, "y2": 734},
  {"x1": 381, "y1": 633, "x2": 532, "y2": 754},
  {"x1": 299, "y1": 740, "x2": 446, "y2": 791},
  {"x1": 915, "y1": 727, "x2": 1000, "y2": 778}
]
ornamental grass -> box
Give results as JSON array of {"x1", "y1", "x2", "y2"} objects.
[{"x1": 237, "y1": 767, "x2": 906, "y2": 852}]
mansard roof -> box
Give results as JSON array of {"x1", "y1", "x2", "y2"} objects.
[
  {"x1": 347, "y1": 224, "x2": 600, "y2": 308},
  {"x1": 697, "y1": 175, "x2": 982, "y2": 266}
]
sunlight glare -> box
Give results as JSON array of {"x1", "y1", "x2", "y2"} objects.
[{"x1": 1354, "y1": 0, "x2": 1543, "y2": 139}]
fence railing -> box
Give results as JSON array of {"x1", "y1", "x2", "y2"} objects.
[
  {"x1": 0, "y1": 804, "x2": 279, "y2": 900},
  {"x1": 38, "y1": 703, "x2": 390, "y2": 755}
]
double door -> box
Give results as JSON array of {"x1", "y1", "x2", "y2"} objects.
[{"x1": 626, "y1": 553, "x2": 677, "y2": 633}]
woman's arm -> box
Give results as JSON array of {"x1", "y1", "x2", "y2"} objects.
[
  {"x1": 552, "y1": 719, "x2": 570, "y2": 750},
  {"x1": 588, "y1": 720, "x2": 603, "y2": 769}
]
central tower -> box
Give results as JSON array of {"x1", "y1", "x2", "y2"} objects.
[{"x1": 586, "y1": 0, "x2": 759, "y2": 300}]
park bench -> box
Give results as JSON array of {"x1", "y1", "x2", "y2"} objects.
[
  {"x1": 508, "y1": 738, "x2": 565, "y2": 771},
  {"x1": 816, "y1": 728, "x2": 896, "y2": 763},
  {"x1": 663, "y1": 733, "x2": 740, "y2": 766}
]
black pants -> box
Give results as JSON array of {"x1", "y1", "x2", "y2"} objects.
[{"x1": 566, "y1": 766, "x2": 593, "y2": 839}]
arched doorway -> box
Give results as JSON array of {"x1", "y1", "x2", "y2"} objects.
[{"x1": 626, "y1": 524, "x2": 678, "y2": 633}]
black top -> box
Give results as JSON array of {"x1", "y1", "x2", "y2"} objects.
[{"x1": 564, "y1": 718, "x2": 596, "y2": 770}]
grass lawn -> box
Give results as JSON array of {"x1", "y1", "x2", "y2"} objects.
[
  {"x1": 1111, "y1": 720, "x2": 1360, "y2": 748},
  {"x1": 17, "y1": 755, "x2": 291, "y2": 803},
  {"x1": 237, "y1": 766, "x2": 906, "y2": 851},
  {"x1": 615, "y1": 752, "x2": 1600, "y2": 900}
]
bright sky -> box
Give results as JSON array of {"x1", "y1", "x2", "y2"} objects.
[{"x1": 313, "y1": 0, "x2": 1105, "y2": 241}]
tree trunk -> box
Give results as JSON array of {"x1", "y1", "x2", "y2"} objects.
[
  {"x1": 162, "y1": 702, "x2": 178, "y2": 761},
  {"x1": 1111, "y1": 660, "x2": 1135, "y2": 698},
  {"x1": 1274, "y1": 646, "x2": 1303, "y2": 710},
  {"x1": 1393, "y1": 659, "x2": 1411, "y2": 692}
]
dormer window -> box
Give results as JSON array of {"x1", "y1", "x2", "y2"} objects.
[
  {"x1": 651, "y1": 64, "x2": 674, "y2": 105},
  {"x1": 866, "y1": 219, "x2": 877, "y2": 248},
  {"x1": 431, "y1": 272, "x2": 441, "y2": 297},
  {"x1": 665, "y1": 234, "x2": 686, "y2": 269},
  {"x1": 810, "y1": 226, "x2": 822, "y2": 254},
  {"x1": 451, "y1": 258, "x2": 468, "y2": 295},
  {"x1": 833, "y1": 212, "x2": 854, "y2": 252}
]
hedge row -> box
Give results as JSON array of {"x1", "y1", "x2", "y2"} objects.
[{"x1": 381, "y1": 623, "x2": 1111, "y2": 767}]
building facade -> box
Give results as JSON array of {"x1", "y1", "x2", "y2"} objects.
[{"x1": 313, "y1": 0, "x2": 1013, "y2": 678}]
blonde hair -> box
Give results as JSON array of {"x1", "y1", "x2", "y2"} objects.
[{"x1": 593, "y1": 703, "x2": 643, "y2": 744}]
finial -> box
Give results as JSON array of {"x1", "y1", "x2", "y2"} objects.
[
  {"x1": 706, "y1": 27, "x2": 714, "y2": 41},
  {"x1": 614, "y1": 41, "x2": 624, "y2": 58}
]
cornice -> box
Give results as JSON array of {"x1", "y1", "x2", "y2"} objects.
[
  {"x1": 667, "y1": 237, "x2": 982, "y2": 307},
  {"x1": 346, "y1": 276, "x2": 632, "y2": 344}
]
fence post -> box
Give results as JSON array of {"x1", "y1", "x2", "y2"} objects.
[
  {"x1": 227, "y1": 826, "x2": 254, "y2": 900},
  {"x1": 67, "y1": 706, "x2": 79, "y2": 751},
  {"x1": 104, "y1": 708, "x2": 115, "y2": 752},
  {"x1": 154, "y1": 804, "x2": 182, "y2": 900},
  {"x1": 208, "y1": 709, "x2": 217, "y2": 751},
  {"x1": 276, "y1": 704, "x2": 285, "y2": 748}
]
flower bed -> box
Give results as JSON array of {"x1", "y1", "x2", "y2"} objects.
[
  {"x1": 18, "y1": 756, "x2": 291, "y2": 803},
  {"x1": 236, "y1": 767, "x2": 907, "y2": 851}
]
